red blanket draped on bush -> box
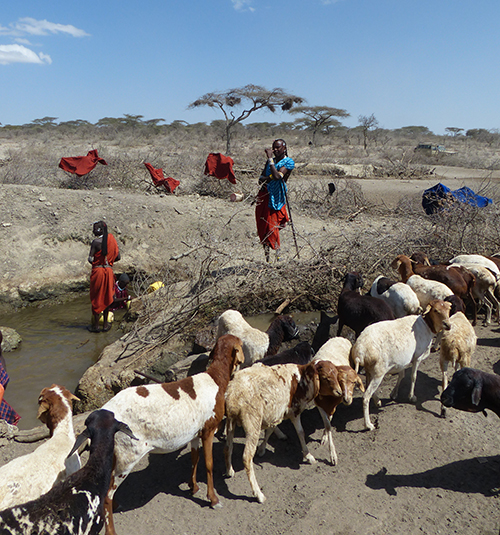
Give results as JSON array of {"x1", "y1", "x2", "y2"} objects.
[
  {"x1": 144, "y1": 163, "x2": 180, "y2": 193},
  {"x1": 59, "y1": 149, "x2": 108, "y2": 177},
  {"x1": 204, "y1": 153, "x2": 236, "y2": 184}
]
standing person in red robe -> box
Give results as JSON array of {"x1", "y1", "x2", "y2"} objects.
[
  {"x1": 255, "y1": 139, "x2": 295, "y2": 262},
  {"x1": 88, "y1": 221, "x2": 120, "y2": 332}
]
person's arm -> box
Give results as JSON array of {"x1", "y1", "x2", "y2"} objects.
[
  {"x1": 264, "y1": 149, "x2": 293, "y2": 182},
  {"x1": 0, "y1": 384, "x2": 4, "y2": 405},
  {"x1": 88, "y1": 238, "x2": 101, "y2": 264}
]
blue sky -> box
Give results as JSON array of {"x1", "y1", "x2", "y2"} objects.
[{"x1": 0, "y1": 0, "x2": 499, "y2": 135}]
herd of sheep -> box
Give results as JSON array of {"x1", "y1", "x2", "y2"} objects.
[{"x1": 0, "y1": 251, "x2": 499, "y2": 534}]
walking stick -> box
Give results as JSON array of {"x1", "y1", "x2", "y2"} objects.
[{"x1": 282, "y1": 181, "x2": 300, "y2": 259}]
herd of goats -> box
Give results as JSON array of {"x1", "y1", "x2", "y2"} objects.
[{"x1": 1, "y1": 252, "x2": 500, "y2": 534}]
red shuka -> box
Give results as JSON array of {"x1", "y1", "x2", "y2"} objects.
[
  {"x1": 144, "y1": 163, "x2": 180, "y2": 193},
  {"x1": 204, "y1": 153, "x2": 236, "y2": 184},
  {"x1": 59, "y1": 149, "x2": 108, "y2": 177},
  {"x1": 90, "y1": 234, "x2": 120, "y2": 314},
  {"x1": 255, "y1": 186, "x2": 289, "y2": 250}
]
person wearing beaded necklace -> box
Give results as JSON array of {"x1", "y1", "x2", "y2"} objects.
[
  {"x1": 87, "y1": 220, "x2": 121, "y2": 332},
  {"x1": 255, "y1": 139, "x2": 295, "y2": 262}
]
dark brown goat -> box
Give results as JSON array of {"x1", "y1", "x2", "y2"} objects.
[{"x1": 337, "y1": 272, "x2": 395, "y2": 338}]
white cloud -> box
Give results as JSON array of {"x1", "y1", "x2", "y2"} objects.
[
  {"x1": 0, "y1": 44, "x2": 52, "y2": 65},
  {"x1": 231, "y1": 0, "x2": 255, "y2": 12},
  {"x1": 0, "y1": 17, "x2": 89, "y2": 38},
  {"x1": 14, "y1": 17, "x2": 89, "y2": 37}
]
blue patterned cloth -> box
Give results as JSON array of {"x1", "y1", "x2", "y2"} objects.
[{"x1": 265, "y1": 157, "x2": 295, "y2": 210}]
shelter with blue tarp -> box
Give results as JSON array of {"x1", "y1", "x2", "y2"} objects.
[{"x1": 422, "y1": 183, "x2": 493, "y2": 215}]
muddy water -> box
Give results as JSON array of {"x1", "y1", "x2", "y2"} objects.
[
  {"x1": 0, "y1": 304, "x2": 322, "y2": 431},
  {"x1": 0, "y1": 296, "x2": 124, "y2": 430}
]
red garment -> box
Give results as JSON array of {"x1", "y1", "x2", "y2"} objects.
[
  {"x1": 144, "y1": 163, "x2": 180, "y2": 193},
  {"x1": 59, "y1": 149, "x2": 108, "y2": 177},
  {"x1": 90, "y1": 234, "x2": 120, "y2": 314},
  {"x1": 255, "y1": 186, "x2": 289, "y2": 250},
  {"x1": 204, "y1": 153, "x2": 236, "y2": 184}
]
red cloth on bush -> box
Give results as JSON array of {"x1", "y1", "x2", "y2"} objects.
[
  {"x1": 59, "y1": 149, "x2": 108, "y2": 177},
  {"x1": 144, "y1": 163, "x2": 180, "y2": 193},
  {"x1": 204, "y1": 153, "x2": 236, "y2": 184}
]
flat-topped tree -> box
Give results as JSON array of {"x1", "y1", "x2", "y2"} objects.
[
  {"x1": 289, "y1": 105, "x2": 350, "y2": 145},
  {"x1": 188, "y1": 85, "x2": 304, "y2": 154}
]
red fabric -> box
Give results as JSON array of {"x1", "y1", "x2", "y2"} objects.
[
  {"x1": 204, "y1": 153, "x2": 236, "y2": 184},
  {"x1": 144, "y1": 163, "x2": 180, "y2": 193},
  {"x1": 59, "y1": 149, "x2": 108, "y2": 177},
  {"x1": 90, "y1": 234, "x2": 120, "y2": 314},
  {"x1": 255, "y1": 186, "x2": 289, "y2": 250}
]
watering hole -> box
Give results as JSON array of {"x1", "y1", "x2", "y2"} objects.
[{"x1": 0, "y1": 300, "x2": 322, "y2": 430}]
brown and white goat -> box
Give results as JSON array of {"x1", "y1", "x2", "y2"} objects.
[
  {"x1": 312, "y1": 337, "x2": 364, "y2": 465},
  {"x1": 101, "y1": 334, "x2": 244, "y2": 535},
  {"x1": 224, "y1": 360, "x2": 342, "y2": 503}
]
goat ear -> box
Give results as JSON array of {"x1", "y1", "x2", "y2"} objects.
[
  {"x1": 356, "y1": 375, "x2": 365, "y2": 392},
  {"x1": 67, "y1": 428, "x2": 91, "y2": 458},
  {"x1": 37, "y1": 400, "x2": 50, "y2": 422},
  {"x1": 117, "y1": 421, "x2": 139, "y2": 441},
  {"x1": 471, "y1": 382, "x2": 482, "y2": 406},
  {"x1": 423, "y1": 303, "x2": 432, "y2": 315}
]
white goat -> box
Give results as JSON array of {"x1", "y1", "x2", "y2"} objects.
[
  {"x1": 439, "y1": 311, "x2": 477, "y2": 416},
  {"x1": 392, "y1": 254, "x2": 453, "y2": 309},
  {"x1": 311, "y1": 337, "x2": 364, "y2": 465},
  {"x1": 0, "y1": 384, "x2": 80, "y2": 510},
  {"x1": 216, "y1": 309, "x2": 299, "y2": 367},
  {"x1": 224, "y1": 360, "x2": 342, "y2": 503},
  {"x1": 101, "y1": 334, "x2": 244, "y2": 534},
  {"x1": 369, "y1": 275, "x2": 421, "y2": 318},
  {"x1": 351, "y1": 299, "x2": 452, "y2": 431},
  {"x1": 449, "y1": 254, "x2": 500, "y2": 280}
]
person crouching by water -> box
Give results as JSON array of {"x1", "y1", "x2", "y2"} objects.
[
  {"x1": 0, "y1": 331, "x2": 20, "y2": 426},
  {"x1": 104, "y1": 273, "x2": 131, "y2": 318},
  {"x1": 255, "y1": 139, "x2": 295, "y2": 262},
  {"x1": 88, "y1": 221, "x2": 120, "y2": 333}
]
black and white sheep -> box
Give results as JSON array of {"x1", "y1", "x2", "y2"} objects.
[{"x1": 0, "y1": 409, "x2": 137, "y2": 535}]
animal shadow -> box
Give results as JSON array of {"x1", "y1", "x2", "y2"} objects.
[{"x1": 366, "y1": 456, "x2": 500, "y2": 496}]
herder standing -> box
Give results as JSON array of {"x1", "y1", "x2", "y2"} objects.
[
  {"x1": 255, "y1": 139, "x2": 295, "y2": 262},
  {"x1": 88, "y1": 221, "x2": 120, "y2": 332}
]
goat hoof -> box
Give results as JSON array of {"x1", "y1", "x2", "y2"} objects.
[
  {"x1": 440, "y1": 407, "x2": 447, "y2": 418},
  {"x1": 225, "y1": 468, "x2": 235, "y2": 478},
  {"x1": 256, "y1": 492, "x2": 267, "y2": 504},
  {"x1": 210, "y1": 502, "x2": 222, "y2": 509},
  {"x1": 409, "y1": 395, "x2": 417, "y2": 404},
  {"x1": 304, "y1": 453, "x2": 317, "y2": 464}
]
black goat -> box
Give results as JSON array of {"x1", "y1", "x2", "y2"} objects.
[
  {"x1": 0, "y1": 409, "x2": 137, "y2": 535},
  {"x1": 441, "y1": 368, "x2": 500, "y2": 418},
  {"x1": 337, "y1": 272, "x2": 395, "y2": 338},
  {"x1": 311, "y1": 311, "x2": 338, "y2": 353},
  {"x1": 258, "y1": 341, "x2": 314, "y2": 366}
]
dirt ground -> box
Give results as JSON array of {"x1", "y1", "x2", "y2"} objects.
[{"x1": 1, "y1": 173, "x2": 500, "y2": 534}]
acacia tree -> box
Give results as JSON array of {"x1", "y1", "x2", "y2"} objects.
[
  {"x1": 188, "y1": 85, "x2": 304, "y2": 153},
  {"x1": 358, "y1": 114, "x2": 379, "y2": 150},
  {"x1": 445, "y1": 127, "x2": 464, "y2": 137},
  {"x1": 289, "y1": 105, "x2": 349, "y2": 145}
]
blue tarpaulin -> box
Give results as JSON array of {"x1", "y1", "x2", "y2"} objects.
[{"x1": 422, "y1": 183, "x2": 493, "y2": 215}]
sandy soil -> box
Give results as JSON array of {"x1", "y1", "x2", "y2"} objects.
[{"x1": 1, "y1": 175, "x2": 500, "y2": 534}]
